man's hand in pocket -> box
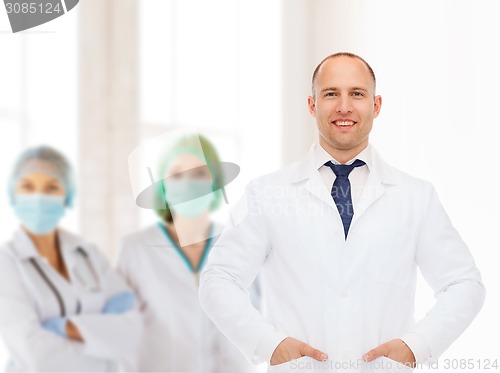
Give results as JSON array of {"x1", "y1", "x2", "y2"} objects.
[
  {"x1": 270, "y1": 337, "x2": 328, "y2": 366},
  {"x1": 363, "y1": 339, "x2": 416, "y2": 368}
]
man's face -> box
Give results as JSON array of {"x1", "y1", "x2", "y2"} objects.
[{"x1": 307, "y1": 56, "x2": 382, "y2": 156}]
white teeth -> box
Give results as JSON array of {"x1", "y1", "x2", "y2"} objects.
[{"x1": 334, "y1": 121, "x2": 355, "y2": 126}]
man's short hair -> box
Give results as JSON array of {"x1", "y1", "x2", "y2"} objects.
[{"x1": 311, "y1": 52, "x2": 376, "y2": 97}]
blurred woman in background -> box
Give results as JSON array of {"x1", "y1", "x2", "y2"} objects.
[
  {"x1": 117, "y1": 134, "x2": 259, "y2": 372},
  {"x1": 0, "y1": 145, "x2": 143, "y2": 372}
]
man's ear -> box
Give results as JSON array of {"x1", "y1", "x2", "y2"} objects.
[
  {"x1": 373, "y1": 95, "x2": 382, "y2": 118},
  {"x1": 307, "y1": 96, "x2": 316, "y2": 117}
]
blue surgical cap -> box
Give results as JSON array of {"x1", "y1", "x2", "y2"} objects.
[{"x1": 8, "y1": 145, "x2": 76, "y2": 207}]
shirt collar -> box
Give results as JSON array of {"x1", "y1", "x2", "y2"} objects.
[{"x1": 314, "y1": 142, "x2": 373, "y2": 171}]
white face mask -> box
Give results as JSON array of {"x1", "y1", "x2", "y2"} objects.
[{"x1": 164, "y1": 179, "x2": 214, "y2": 218}]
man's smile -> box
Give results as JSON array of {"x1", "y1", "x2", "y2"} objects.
[{"x1": 332, "y1": 119, "x2": 357, "y2": 127}]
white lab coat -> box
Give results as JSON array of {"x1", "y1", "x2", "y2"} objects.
[
  {"x1": 0, "y1": 228, "x2": 143, "y2": 372},
  {"x1": 199, "y1": 143, "x2": 485, "y2": 372},
  {"x1": 116, "y1": 223, "x2": 259, "y2": 373}
]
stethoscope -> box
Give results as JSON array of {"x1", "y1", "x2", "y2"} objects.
[
  {"x1": 74, "y1": 247, "x2": 101, "y2": 291},
  {"x1": 29, "y1": 246, "x2": 100, "y2": 317}
]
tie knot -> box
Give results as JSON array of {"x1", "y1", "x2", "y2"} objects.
[{"x1": 324, "y1": 159, "x2": 365, "y2": 177}]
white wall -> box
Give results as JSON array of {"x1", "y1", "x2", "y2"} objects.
[
  {"x1": 138, "y1": 0, "x2": 283, "y2": 229},
  {"x1": 0, "y1": 4, "x2": 78, "y2": 244}
]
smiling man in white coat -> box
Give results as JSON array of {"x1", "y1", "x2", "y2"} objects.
[{"x1": 199, "y1": 52, "x2": 485, "y2": 372}]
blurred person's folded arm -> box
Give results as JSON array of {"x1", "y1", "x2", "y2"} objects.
[
  {"x1": 68, "y1": 244, "x2": 143, "y2": 360},
  {"x1": 0, "y1": 251, "x2": 90, "y2": 371}
]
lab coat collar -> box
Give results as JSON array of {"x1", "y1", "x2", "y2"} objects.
[
  {"x1": 288, "y1": 142, "x2": 399, "y2": 227},
  {"x1": 11, "y1": 227, "x2": 84, "y2": 265},
  {"x1": 289, "y1": 142, "x2": 398, "y2": 186},
  {"x1": 11, "y1": 228, "x2": 39, "y2": 260}
]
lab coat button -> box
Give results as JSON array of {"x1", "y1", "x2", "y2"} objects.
[{"x1": 341, "y1": 290, "x2": 348, "y2": 298}]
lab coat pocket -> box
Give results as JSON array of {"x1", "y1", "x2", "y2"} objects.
[
  {"x1": 268, "y1": 356, "x2": 319, "y2": 373},
  {"x1": 367, "y1": 228, "x2": 415, "y2": 287},
  {"x1": 374, "y1": 356, "x2": 413, "y2": 372}
]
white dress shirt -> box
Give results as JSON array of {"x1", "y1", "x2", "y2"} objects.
[{"x1": 316, "y1": 143, "x2": 372, "y2": 209}]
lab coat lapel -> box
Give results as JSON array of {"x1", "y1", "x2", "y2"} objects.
[
  {"x1": 350, "y1": 149, "x2": 398, "y2": 228},
  {"x1": 58, "y1": 229, "x2": 80, "y2": 273},
  {"x1": 350, "y1": 169, "x2": 385, "y2": 228},
  {"x1": 10, "y1": 228, "x2": 39, "y2": 260},
  {"x1": 58, "y1": 229, "x2": 97, "y2": 291},
  {"x1": 290, "y1": 145, "x2": 337, "y2": 211},
  {"x1": 289, "y1": 144, "x2": 398, "y2": 224},
  {"x1": 304, "y1": 170, "x2": 338, "y2": 210}
]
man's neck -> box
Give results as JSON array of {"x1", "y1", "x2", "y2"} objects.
[{"x1": 320, "y1": 140, "x2": 368, "y2": 164}]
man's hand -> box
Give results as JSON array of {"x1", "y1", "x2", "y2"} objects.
[
  {"x1": 363, "y1": 339, "x2": 416, "y2": 368},
  {"x1": 270, "y1": 337, "x2": 328, "y2": 366}
]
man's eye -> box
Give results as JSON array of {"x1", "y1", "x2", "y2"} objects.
[
  {"x1": 324, "y1": 92, "x2": 336, "y2": 97},
  {"x1": 352, "y1": 92, "x2": 364, "y2": 97}
]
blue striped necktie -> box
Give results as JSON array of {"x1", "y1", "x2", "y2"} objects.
[{"x1": 324, "y1": 159, "x2": 366, "y2": 239}]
